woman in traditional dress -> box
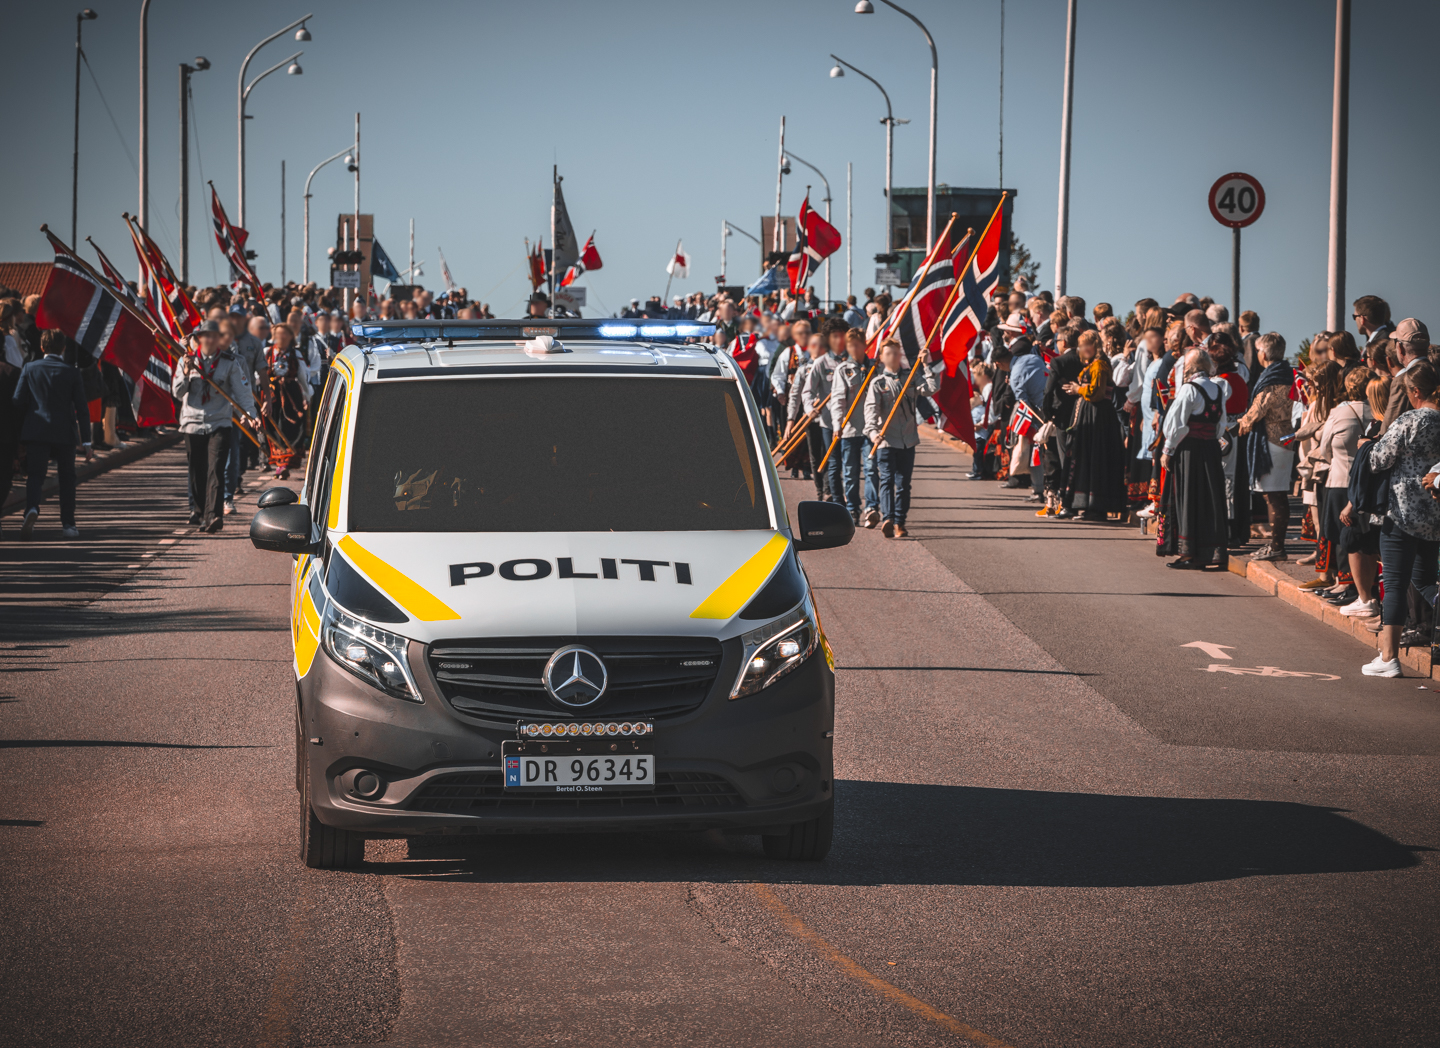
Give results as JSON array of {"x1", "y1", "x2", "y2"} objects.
[
  {"x1": 261, "y1": 323, "x2": 309, "y2": 480},
  {"x1": 1060, "y1": 330, "x2": 1128, "y2": 520},
  {"x1": 1159, "y1": 348, "x2": 1230, "y2": 569}
]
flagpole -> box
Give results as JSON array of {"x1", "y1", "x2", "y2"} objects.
[
  {"x1": 549, "y1": 167, "x2": 557, "y2": 315},
  {"x1": 773, "y1": 116, "x2": 785, "y2": 253},
  {"x1": 846, "y1": 162, "x2": 853, "y2": 302},
  {"x1": 663, "y1": 238, "x2": 680, "y2": 303}
]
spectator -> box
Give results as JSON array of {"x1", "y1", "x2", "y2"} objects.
[
  {"x1": 13, "y1": 328, "x2": 93, "y2": 540},
  {"x1": 1159, "y1": 348, "x2": 1229, "y2": 569},
  {"x1": 1001, "y1": 313, "x2": 1043, "y2": 494},
  {"x1": 0, "y1": 300, "x2": 24, "y2": 526},
  {"x1": 1361, "y1": 357, "x2": 1440, "y2": 676},
  {"x1": 1353, "y1": 295, "x2": 1393, "y2": 349},
  {"x1": 1381, "y1": 319, "x2": 1430, "y2": 433},
  {"x1": 1061, "y1": 329, "x2": 1127, "y2": 520},
  {"x1": 1313, "y1": 366, "x2": 1377, "y2": 613},
  {"x1": 1238, "y1": 309, "x2": 1261, "y2": 378},
  {"x1": 1237, "y1": 332, "x2": 1296, "y2": 562}
]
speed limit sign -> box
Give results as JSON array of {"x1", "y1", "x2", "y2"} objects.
[{"x1": 1208, "y1": 172, "x2": 1266, "y2": 228}]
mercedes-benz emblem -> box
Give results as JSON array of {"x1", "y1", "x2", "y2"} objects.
[{"x1": 543, "y1": 645, "x2": 608, "y2": 708}]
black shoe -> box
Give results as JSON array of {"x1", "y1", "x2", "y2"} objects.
[
  {"x1": 1168, "y1": 558, "x2": 1204, "y2": 570},
  {"x1": 1324, "y1": 586, "x2": 1358, "y2": 605},
  {"x1": 188, "y1": 513, "x2": 202, "y2": 526},
  {"x1": 1400, "y1": 627, "x2": 1429, "y2": 648},
  {"x1": 1004, "y1": 475, "x2": 1032, "y2": 489},
  {"x1": 202, "y1": 517, "x2": 223, "y2": 533}
]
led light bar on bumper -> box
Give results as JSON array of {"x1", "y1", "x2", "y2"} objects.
[
  {"x1": 518, "y1": 721, "x2": 655, "y2": 738},
  {"x1": 731, "y1": 599, "x2": 820, "y2": 699},
  {"x1": 321, "y1": 602, "x2": 421, "y2": 702}
]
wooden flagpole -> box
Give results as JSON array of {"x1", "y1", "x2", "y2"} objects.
[
  {"x1": 815, "y1": 364, "x2": 875, "y2": 474},
  {"x1": 869, "y1": 193, "x2": 1009, "y2": 457},
  {"x1": 46, "y1": 225, "x2": 265, "y2": 449},
  {"x1": 772, "y1": 393, "x2": 833, "y2": 461},
  {"x1": 864, "y1": 212, "x2": 961, "y2": 355}
]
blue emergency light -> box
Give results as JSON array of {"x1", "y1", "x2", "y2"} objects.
[{"x1": 351, "y1": 319, "x2": 716, "y2": 344}]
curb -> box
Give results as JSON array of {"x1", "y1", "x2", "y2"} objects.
[
  {"x1": 918, "y1": 424, "x2": 1433, "y2": 677},
  {"x1": 2, "y1": 430, "x2": 183, "y2": 517}
]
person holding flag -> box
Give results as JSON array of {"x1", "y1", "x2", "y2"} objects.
[
  {"x1": 171, "y1": 320, "x2": 256, "y2": 532},
  {"x1": 864, "y1": 337, "x2": 942, "y2": 538},
  {"x1": 829, "y1": 327, "x2": 880, "y2": 526}
]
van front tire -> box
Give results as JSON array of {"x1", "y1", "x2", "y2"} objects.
[
  {"x1": 300, "y1": 751, "x2": 364, "y2": 869},
  {"x1": 762, "y1": 798, "x2": 834, "y2": 861}
]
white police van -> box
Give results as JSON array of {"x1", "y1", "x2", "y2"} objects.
[{"x1": 250, "y1": 319, "x2": 853, "y2": 868}]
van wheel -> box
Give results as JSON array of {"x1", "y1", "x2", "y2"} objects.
[
  {"x1": 762, "y1": 798, "x2": 834, "y2": 861},
  {"x1": 300, "y1": 751, "x2": 364, "y2": 869}
]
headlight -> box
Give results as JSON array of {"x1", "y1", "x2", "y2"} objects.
[
  {"x1": 730, "y1": 598, "x2": 819, "y2": 700},
  {"x1": 321, "y1": 600, "x2": 421, "y2": 702}
]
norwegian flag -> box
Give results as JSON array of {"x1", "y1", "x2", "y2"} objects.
[
  {"x1": 561, "y1": 232, "x2": 603, "y2": 288},
  {"x1": 786, "y1": 196, "x2": 842, "y2": 297},
  {"x1": 37, "y1": 228, "x2": 175, "y2": 426},
  {"x1": 209, "y1": 183, "x2": 263, "y2": 299},
  {"x1": 730, "y1": 332, "x2": 759, "y2": 382},
  {"x1": 88, "y1": 238, "x2": 143, "y2": 312},
  {"x1": 124, "y1": 216, "x2": 202, "y2": 335},
  {"x1": 125, "y1": 216, "x2": 187, "y2": 339},
  {"x1": 893, "y1": 227, "x2": 968, "y2": 368},
  {"x1": 932, "y1": 197, "x2": 1008, "y2": 449},
  {"x1": 1007, "y1": 398, "x2": 1043, "y2": 441},
  {"x1": 873, "y1": 220, "x2": 961, "y2": 348}
]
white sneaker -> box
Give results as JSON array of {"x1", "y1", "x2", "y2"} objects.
[
  {"x1": 20, "y1": 509, "x2": 37, "y2": 541},
  {"x1": 1340, "y1": 598, "x2": 1381, "y2": 617},
  {"x1": 1135, "y1": 503, "x2": 1156, "y2": 519},
  {"x1": 61, "y1": 525, "x2": 80, "y2": 540},
  {"x1": 224, "y1": 498, "x2": 237, "y2": 516},
  {"x1": 1361, "y1": 655, "x2": 1402, "y2": 677}
]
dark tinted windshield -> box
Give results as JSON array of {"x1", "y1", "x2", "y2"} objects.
[{"x1": 347, "y1": 375, "x2": 769, "y2": 532}]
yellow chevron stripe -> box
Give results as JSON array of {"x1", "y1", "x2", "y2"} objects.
[
  {"x1": 327, "y1": 384, "x2": 352, "y2": 530},
  {"x1": 690, "y1": 533, "x2": 789, "y2": 620},
  {"x1": 337, "y1": 535, "x2": 460, "y2": 621}
]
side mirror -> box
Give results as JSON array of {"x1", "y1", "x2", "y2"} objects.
[
  {"x1": 256, "y1": 486, "x2": 299, "y2": 508},
  {"x1": 792, "y1": 500, "x2": 854, "y2": 552},
  {"x1": 250, "y1": 503, "x2": 318, "y2": 554}
]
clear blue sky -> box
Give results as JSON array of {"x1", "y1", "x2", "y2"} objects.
[{"x1": 1, "y1": 0, "x2": 1435, "y2": 344}]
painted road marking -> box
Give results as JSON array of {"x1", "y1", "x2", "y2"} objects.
[
  {"x1": 1199, "y1": 664, "x2": 1340, "y2": 680},
  {"x1": 751, "y1": 884, "x2": 1016, "y2": 1047},
  {"x1": 1182, "y1": 641, "x2": 1235, "y2": 660}
]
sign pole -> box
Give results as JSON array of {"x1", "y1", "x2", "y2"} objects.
[{"x1": 1231, "y1": 226, "x2": 1240, "y2": 323}]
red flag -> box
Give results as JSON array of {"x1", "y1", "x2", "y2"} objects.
[
  {"x1": 88, "y1": 238, "x2": 144, "y2": 313},
  {"x1": 38, "y1": 229, "x2": 176, "y2": 426},
  {"x1": 893, "y1": 227, "x2": 967, "y2": 367},
  {"x1": 874, "y1": 220, "x2": 961, "y2": 347},
  {"x1": 125, "y1": 216, "x2": 186, "y2": 340},
  {"x1": 730, "y1": 332, "x2": 758, "y2": 382},
  {"x1": 209, "y1": 183, "x2": 263, "y2": 299},
  {"x1": 800, "y1": 197, "x2": 842, "y2": 261},
  {"x1": 561, "y1": 233, "x2": 602, "y2": 288},
  {"x1": 527, "y1": 237, "x2": 547, "y2": 291}
]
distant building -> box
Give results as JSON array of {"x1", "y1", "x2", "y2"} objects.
[{"x1": 884, "y1": 187, "x2": 1015, "y2": 289}]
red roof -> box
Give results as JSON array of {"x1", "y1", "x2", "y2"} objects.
[{"x1": 0, "y1": 262, "x2": 52, "y2": 299}]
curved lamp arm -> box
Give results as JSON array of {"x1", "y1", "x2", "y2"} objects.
[{"x1": 829, "y1": 54, "x2": 895, "y2": 125}]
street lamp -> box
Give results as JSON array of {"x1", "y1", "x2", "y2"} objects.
[
  {"x1": 238, "y1": 14, "x2": 313, "y2": 228},
  {"x1": 72, "y1": 7, "x2": 97, "y2": 249},
  {"x1": 178, "y1": 56, "x2": 209, "y2": 284},
  {"x1": 829, "y1": 54, "x2": 907, "y2": 261},
  {"x1": 784, "y1": 150, "x2": 833, "y2": 306},
  {"x1": 303, "y1": 145, "x2": 351, "y2": 284},
  {"x1": 855, "y1": 0, "x2": 937, "y2": 252},
  {"x1": 720, "y1": 221, "x2": 761, "y2": 286}
]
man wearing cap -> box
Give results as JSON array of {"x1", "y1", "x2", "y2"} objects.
[
  {"x1": 1381, "y1": 319, "x2": 1431, "y2": 434},
  {"x1": 1002, "y1": 312, "x2": 1045, "y2": 491},
  {"x1": 172, "y1": 320, "x2": 258, "y2": 533}
]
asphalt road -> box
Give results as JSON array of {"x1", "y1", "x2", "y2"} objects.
[{"x1": 1, "y1": 437, "x2": 1435, "y2": 1048}]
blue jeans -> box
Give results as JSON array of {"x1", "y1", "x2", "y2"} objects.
[
  {"x1": 1379, "y1": 521, "x2": 1439, "y2": 627},
  {"x1": 818, "y1": 427, "x2": 842, "y2": 502},
  {"x1": 876, "y1": 445, "x2": 916, "y2": 527},
  {"x1": 839, "y1": 435, "x2": 865, "y2": 517},
  {"x1": 864, "y1": 437, "x2": 880, "y2": 510}
]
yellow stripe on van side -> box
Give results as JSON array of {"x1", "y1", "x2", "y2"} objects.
[
  {"x1": 690, "y1": 534, "x2": 789, "y2": 620},
  {"x1": 326, "y1": 387, "x2": 351, "y2": 530},
  {"x1": 336, "y1": 535, "x2": 460, "y2": 621}
]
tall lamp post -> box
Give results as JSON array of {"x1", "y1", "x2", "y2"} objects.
[
  {"x1": 854, "y1": 0, "x2": 937, "y2": 252},
  {"x1": 237, "y1": 14, "x2": 312, "y2": 228},
  {"x1": 1326, "y1": 0, "x2": 1350, "y2": 332},
  {"x1": 1054, "y1": 0, "x2": 1076, "y2": 298},
  {"x1": 785, "y1": 150, "x2": 833, "y2": 306},
  {"x1": 720, "y1": 221, "x2": 760, "y2": 286},
  {"x1": 72, "y1": 8, "x2": 97, "y2": 249},
  {"x1": 303, "y1": 145, "x2": 351, "y2": 285},
  {"x1": 138, "y1": 0, "x2": 149, "y2": 247},
  {"x1": 829, "y1": 55, "x2": 907, "y2": 259},
  {"x1": 178, "y1": 56, "x2": 210, "y2": 284}
]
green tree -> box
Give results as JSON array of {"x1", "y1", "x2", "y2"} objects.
[{"x1": 1008, "y1": 233, "x2": 1040, "y2": 291}]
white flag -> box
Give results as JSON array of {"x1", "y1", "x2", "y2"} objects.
[
  {"x1": 437, "y1": 247, "x2": 457, "y2": 292},
  {"x1": 666, "y1": 242, "x2": 689, "y2": 278}
]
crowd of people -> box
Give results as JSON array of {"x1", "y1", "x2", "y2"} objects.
[{"x1": 6, "y1": 268, "x2": 1438, "y2": 678}]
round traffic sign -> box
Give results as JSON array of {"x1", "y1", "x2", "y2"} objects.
[{"x1": 1208, "y1": 172, "x2": 1266, "y2": 228}]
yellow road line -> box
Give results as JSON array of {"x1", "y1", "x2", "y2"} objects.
[{"x1": 751, "y1": 884, "x2": 1016, "y2": 1048}]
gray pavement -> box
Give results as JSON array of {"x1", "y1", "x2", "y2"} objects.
[{"x1": 0, "y1": 436, "x2": 1435, "y2": 1047}]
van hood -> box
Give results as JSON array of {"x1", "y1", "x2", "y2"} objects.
[{"x1": 329, "y1": 530, "x2": 793, "y2": 644}]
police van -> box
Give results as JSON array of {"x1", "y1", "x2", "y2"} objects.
[{"x1": 249, "y1": 319, "x2": 854, "y2": 868}]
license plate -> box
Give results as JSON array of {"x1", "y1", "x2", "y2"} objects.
[{"x1": 502, "y1": 739, "x2": 655, "y2": 792}]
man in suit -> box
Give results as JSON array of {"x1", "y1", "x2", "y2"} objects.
[{"x1": 12, "y1": 328, "x2": 92, "y2": 540}]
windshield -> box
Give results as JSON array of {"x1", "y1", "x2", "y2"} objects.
[{"x1": 346, "y1": 375, "x2": 770, "y2": 532}]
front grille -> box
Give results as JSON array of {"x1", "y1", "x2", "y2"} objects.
[
  {"x1": 426, "y1": 636, "x2": 724, "y2": 720},
  {"x1": 409, "y1": 770, "x2": 744, "y2": 813}
]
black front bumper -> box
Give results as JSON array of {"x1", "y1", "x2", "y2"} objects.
[{"x1": 299, "y1": 637, "x2": 834, "y2": 837}]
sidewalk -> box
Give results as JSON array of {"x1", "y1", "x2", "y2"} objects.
[{"x1": 917, "y1": 425, "x2": 1435, "y2": 678}]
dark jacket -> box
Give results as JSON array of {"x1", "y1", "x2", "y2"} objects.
[
  {"x1": 13, "y1": 354, "x2": 92, "y2": 445},
  {"x1": 1043, "y1": 348, "x2": 1082, "y2": 423},
  {"x1": 1346, "y1": 438, "x2": 1389, "y2": 527}
]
